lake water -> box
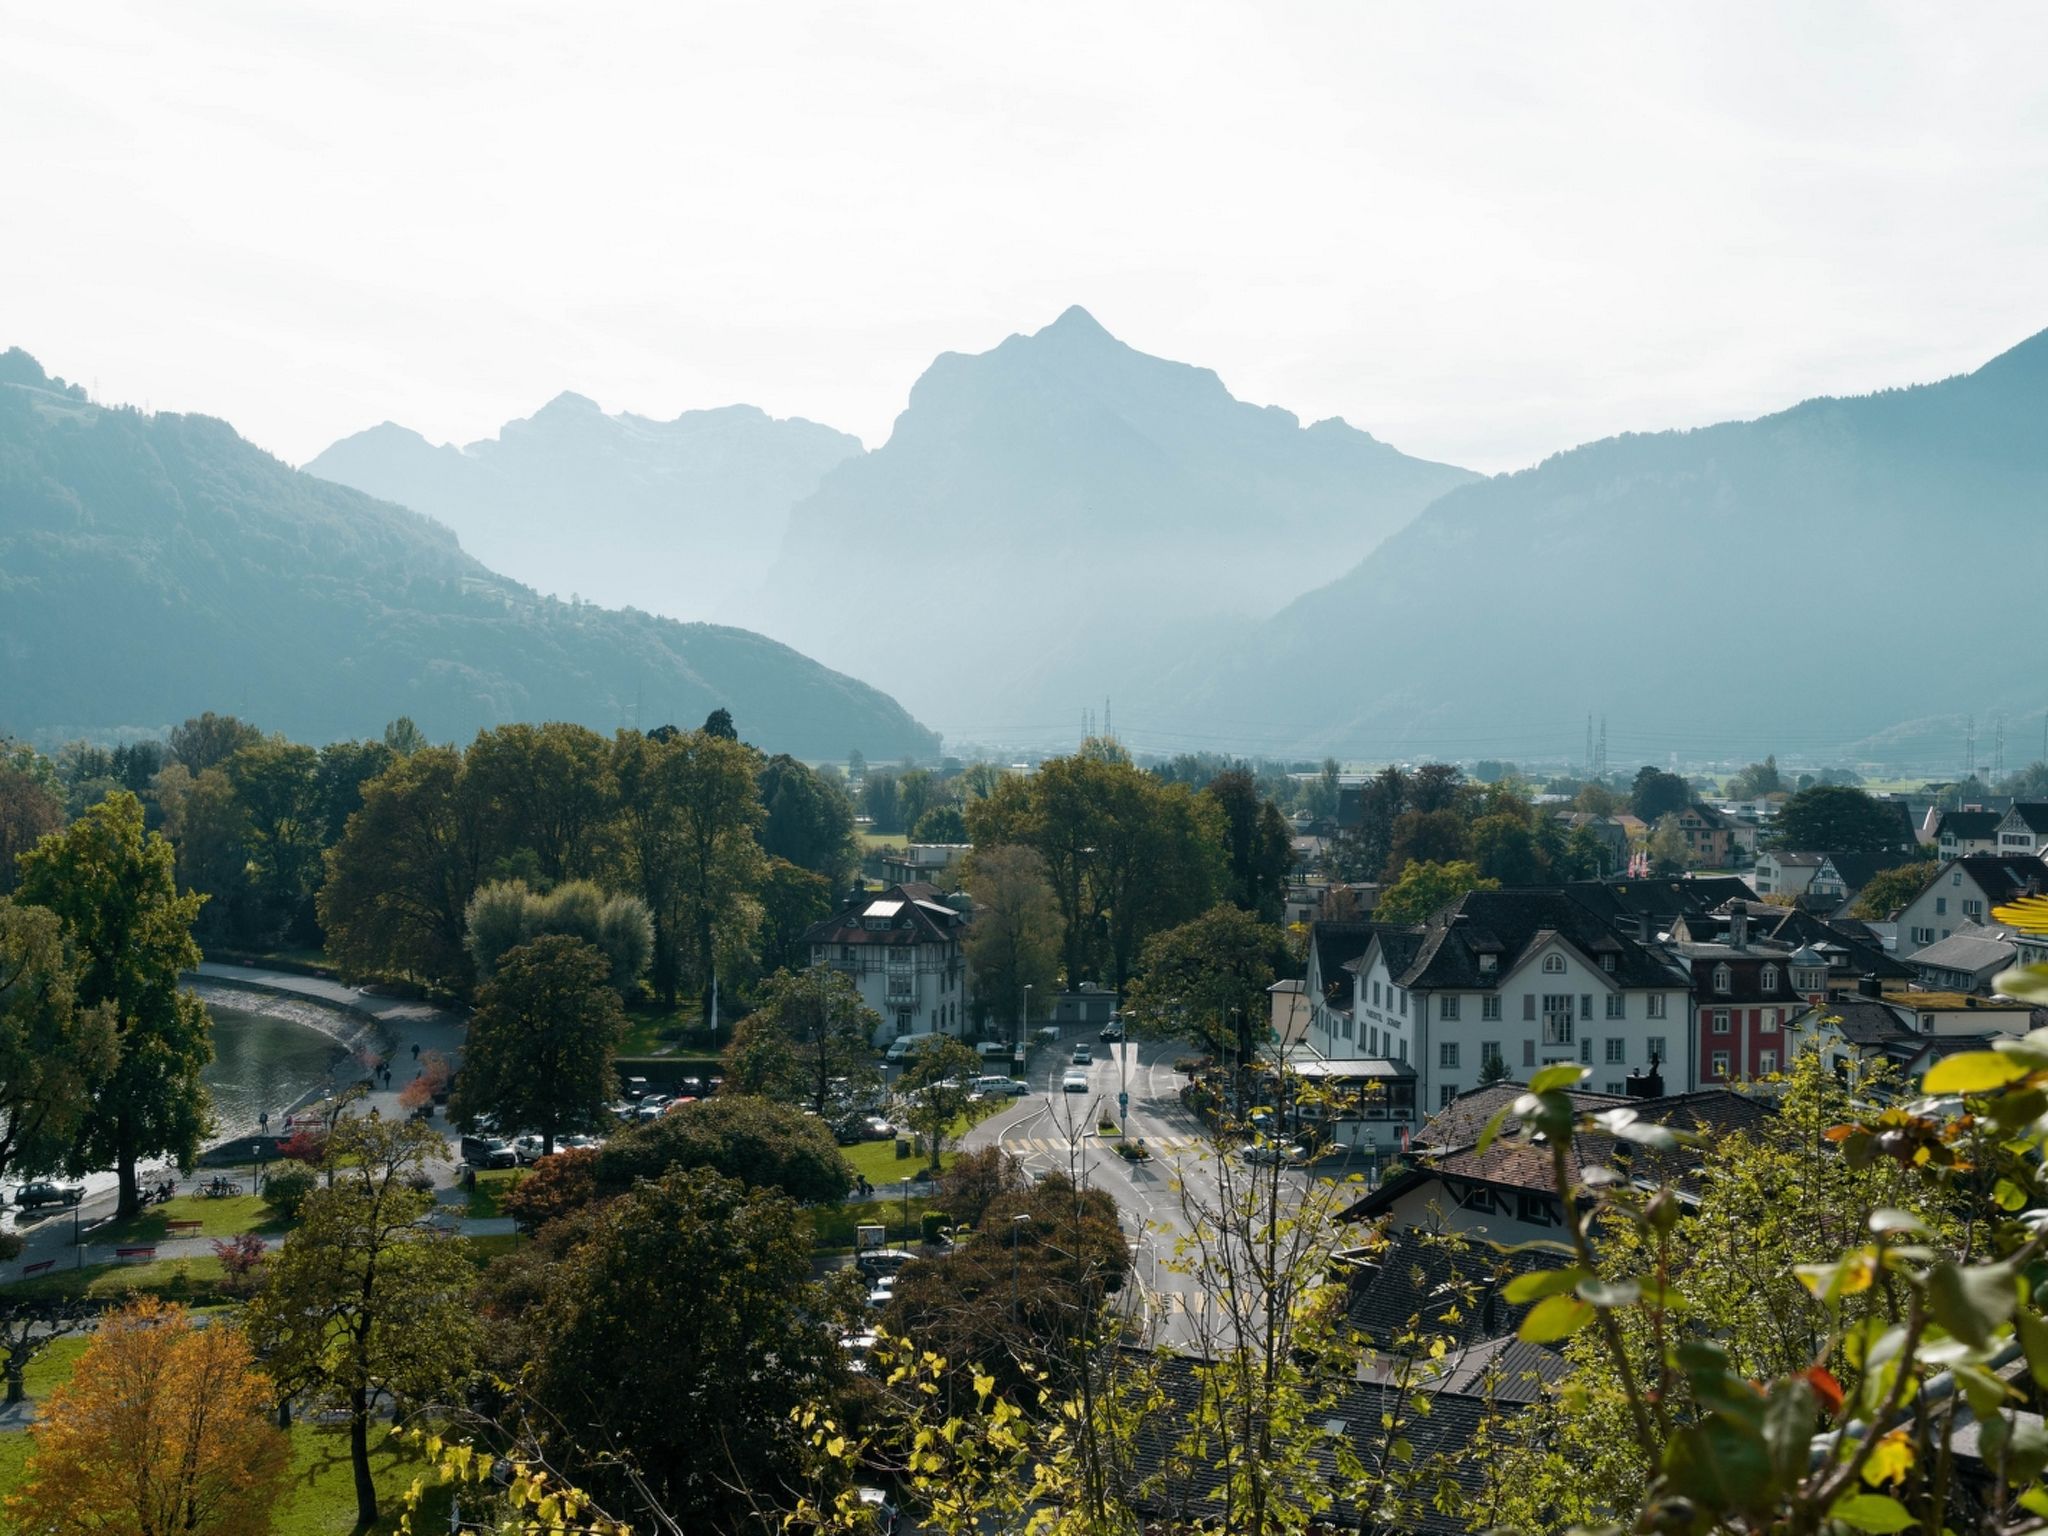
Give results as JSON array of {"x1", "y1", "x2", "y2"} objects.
[{"x1": 194, "y1": 984, "x2": 382, "y2": 1141}]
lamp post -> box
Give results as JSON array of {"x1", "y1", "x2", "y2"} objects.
[
  {"x1": 1019, "y1": 984, "x2": 1033, "y2": 1056},
  {"x1": 901, "y1": 1177, "x2": 913, "y2": 1246}
]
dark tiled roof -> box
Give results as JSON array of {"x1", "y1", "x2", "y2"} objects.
[
  {"x1": 1340, "y1": 1226, "x2": 1567, "y2": 1351},
  {"x1": 1567, "y1": 876, "x2": 1759, "y2": 927},
  {"x1": 1129, "y1": 1349, "x2": 1532, "y2": 1536},
  {"x1": 1936, "y1": 810, "x2": 2003, "y2": 841},
  {"x1": 1413, "y1": 1081, "x2": 1630, "y2": 1152},
  {"x1": 1954, "y1": 855, "x2": 2048, "y2": 903},
  {"x1": 1821, "y1": 852, "x2": 1897, "y2": 891},
  {"x1": 1763, "y1": 851, "x2": 1824, "y2": 868},
  {"x1": 1391, "y1": 889, "x2": 1684, "y2": 992},
  {"x1": 1310, "y1": 921, "x2": 1377, "y2": 1009},
  {"x1": 801, "y1": 883, "x2": 968, "y2": 947},
  {"x1": 1343, "y1": 1089, "x2": 1777, "y2": 1217},
  {"x1": 1810, "y1": 997, "x2": 1917, "y2": 1046},
  {"x1": 2007, "y1": 803, "x2": 2048, "y2": 835}
]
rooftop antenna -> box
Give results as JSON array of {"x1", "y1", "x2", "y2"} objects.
[
  {"x1": 1104, "y1": 696, "x2": 1113, "y2": 742},
  {"x1": 1596, "y1": 715, "x2": 1608, "y2": 778}
]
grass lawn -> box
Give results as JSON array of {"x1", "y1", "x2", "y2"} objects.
[
  {"x1": 1, "y1": 1254, "x2": 232, "y2": 1305},
  {"x1": 618, "y1": 1000, "x2": 705, "y2": 1055},
  {"x1": 841, "y1": 1136, "x2": 953, "y2": 1186},
  {"x1": 460, "y1": 1232, "x2": 523, "y2": 1265},
  {"x1": 808, "y1": 1195, "x2": 940, "y2": 1252},
  {"x1": 96, "y1": 1191, "x2": 285, "y2": 1246},
  {"x1": 464, "y1": 1167, "x2": 524, "y2": 1220},
  {"x1": 859, "y1": 831, "x2": 904, "y2": 850}
]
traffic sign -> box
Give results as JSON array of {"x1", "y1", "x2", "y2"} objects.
[{"x1": 1118, "y1": 1091, "x2": 1129, "y2": 1110}]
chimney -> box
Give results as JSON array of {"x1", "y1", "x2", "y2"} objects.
[
  {"x1": 1858, "y1": 974, "x2": 1882, "y2": 1000},
  {"x1": 1626, "y1": 1052, "x2": 1667, "y2": 1099},
  {"x1": 1729, "y1": 904, "x2": 1749, "y2": 949}
]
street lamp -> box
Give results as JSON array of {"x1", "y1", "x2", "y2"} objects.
[{"x1": 1019, "y1": 983, "x2": 1033, "y2": 1057}]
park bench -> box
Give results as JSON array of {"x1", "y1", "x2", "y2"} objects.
[
  {"x1": 165, "y1": 1219, "x2": 203, "y2": 1234},
  {"x1": 20, "y1": 1259, "x2": 54, "y2": 1277},
  {"x1": 113, "y1": 1245, "x2": 157, "y2": 1261}
]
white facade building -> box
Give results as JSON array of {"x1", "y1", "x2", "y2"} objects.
[{"x1": 803, "y1": 882, "x2": 971, "y2": 1047}]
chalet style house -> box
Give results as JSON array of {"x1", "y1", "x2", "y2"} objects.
[{"x1": 802, "y1": 882, "x2": 970, "y2": 1047}]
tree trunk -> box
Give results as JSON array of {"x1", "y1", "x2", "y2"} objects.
[
  {"x1": 350, "y1": 1388, "x2": 378, "y2": 1526},
  {"x1": 6, "y1": 1364, "x2": 23, "y2": 1405},
  {"x1": 116, "y1": 1143, "x2": 140, "y2": 1220}
]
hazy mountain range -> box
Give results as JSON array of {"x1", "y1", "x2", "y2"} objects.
[
  {"x1": 0, "y1": 349, "x2": 937, "y2": 759},
  {"x1": 1169, "y1": 324, "x2": 2048, "y2": 763},
  {"x1": 311, "y1": 307, "x2": 1477, "y2": 736},
  {"x1": 309, "y1": 395, "x2": 861, "y2": 618},
  {"x1": 11, "y1": 312, "x2": 2046, "y2": 768}
]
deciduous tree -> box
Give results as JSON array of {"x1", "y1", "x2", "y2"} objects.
[
  {"x1": 595, "y1": 1094, "x2": 851, "y2": 1204},
  {"x1": 1122, "y1": 904, "x2": 1284, "y2": 1068},
  {"x1": 523, "y1": 1167, "x2": 840, "y2": 1531},
  {"x1": 1374, "y1": 858, "x2": 1498, "y2": 925},
  {"x1": 319, "y1": 745, "x2": 488, "y2": 989},
  {"x1": 720, "y1": 965, "x2": 880, "y2": 1115},
  {"x1": 453, "y1": 935, "x2": 625, "y2": 1155},
  {"x1": 1773, "y1": 783, "x2": 1909, "y2": 853},
  {"x1": 898, "y1": 1036, "x2": 983, "y2": 1174},
  {"x1": 961, "y1": 844, "x2": 1062, "y2": 1045},
  {"x1": 0, "y1": 899, "x2": 115, "y2": 1190},
  {"x1": 8, "y1": 1299, "x2": 290, "y2": 1536},
  {"x1": 1852, "y1": 863, "x2": 1935, "y2": 920},
  {"x1": 15, "y1": 792, "x2": 211, "y2": 1217},
  {"x1": 248, "y1": 1116, "x2": 480, "y2": 1528}
]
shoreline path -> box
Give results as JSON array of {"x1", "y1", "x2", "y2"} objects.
[{"x1": 5, "y1": 964, "x2": 497, "y2": 1277}]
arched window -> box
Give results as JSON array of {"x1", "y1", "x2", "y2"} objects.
[
  {"x1": 1712, "y1": 964, "x2": 1732, "y2": 994},
  {"x1": 1542, "y1": 954, "x2": 1566, "y2": 974},
  {"x1": 1760, "y1": 965, "x2": 1779, "y2": 994}
]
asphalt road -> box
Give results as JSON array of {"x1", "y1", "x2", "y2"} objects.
[{"x1": 961, "y1": 1022, "x2": 1248, "y2": 1349}]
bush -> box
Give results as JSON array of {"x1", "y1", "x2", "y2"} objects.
[
  {"x1": 501, "y1": 1148, "x2": 601, "y2": 1233},
  {"x1": 0, "y1": 1230, "x2": 23, "y2": 1263},
  {"x1": 262, "y1": 1164, "x2": 316, "y2": 1220},
  {"x1": 920, "y1": 1211, "x2": 948, "y2": 1244}
]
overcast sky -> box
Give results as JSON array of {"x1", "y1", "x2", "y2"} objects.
[{"x1": 6, "y1": 2, "x2": 2047, "y2": 474}]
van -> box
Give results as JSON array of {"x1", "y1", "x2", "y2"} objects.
[
  {"x1": 884, "y1": 1031, "x2": 937, "y2": 1064},
  {"x1": 460, "y1": 1133, "x2": 517, "y2": 1170}
]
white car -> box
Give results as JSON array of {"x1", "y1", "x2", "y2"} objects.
[{"x1": 1061, "y1": 1069, "x2": 1090, "y2": 1093}]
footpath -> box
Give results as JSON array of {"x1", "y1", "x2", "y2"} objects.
[{"x1": 6, "y1": 966, "x2": 499, "y2": 1281}]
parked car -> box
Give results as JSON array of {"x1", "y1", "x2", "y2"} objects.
[
  {"x1": 12, "y1": 1179, "x2": 84, "y2": 1211},
  {"x1": 855, "y1": 1247, "x2": 918, "y2": 1279},
  {"x1": 459, "y1": 1134, "x2": 518, "y2": 1170},
  {"x1": 973, "y1": 1075, "x2": 1029, "y2": 1098},
  {"x1": 558, "y1": 1133, "x2": 602, "y2": 1151},
  {"x1": 865, "y1": 1275, "x2": 897, "y2": 1310},
  {"x1": 856, "y1": 1487, "x2": 901, "y2": 1536},
  {"x1": 620, "y1": 1075, "x2": 650, "y2": 1100},
  {"x1": 1241, "y1": 1141, "x2": 1307, "y2": 1167},
  {"x1": 1034, "y1": 1024, "x2": 1060, "y2": 1043},
  {"x1": 1061, "y1": 1069, "x2": 1090, "y2": 1093},
  {"x1": 1099, "y1": 1018, "x2": 1125, "y2": 1042},
  {"x1": 511, "y1": 1134, "x2": 547, "y2": 1164}
]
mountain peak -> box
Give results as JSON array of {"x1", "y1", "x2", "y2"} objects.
[
  {"x1": 536, "y1": 389, "x2": 602, "y2": 416},
  {"x1": 1038, "y1": 304, "x2": 1112, "y2": 342}
]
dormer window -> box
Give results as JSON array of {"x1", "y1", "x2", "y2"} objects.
[
  {"x1": 1712, "y1": 964, "x2": 1732, "y2": 994},
  {"x1": 1600, "y1": 953, "x2": 1615, "y2": 973},
  {"x1": 1478, "y1": 954, "x2": 1497, "y2": 974},
  {"x1": 1761, "y1": 965, "x2": 1779, "y2": 994},
  {"x1": 1542, "y1": 954, "x2": 1566, "y2": 974}
]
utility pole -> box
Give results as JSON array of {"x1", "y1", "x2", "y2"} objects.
[{"x1": 1965, "y1": 715, "x2": 1977, "y2": 781}]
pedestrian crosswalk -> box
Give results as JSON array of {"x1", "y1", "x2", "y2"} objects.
[{"x1": 1004, "y1": 1135, "x2": 1206, "y2": 1156}]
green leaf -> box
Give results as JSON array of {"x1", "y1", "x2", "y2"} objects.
[
  {"x1": 2014, "y1": 1303, "x2": 2048, "y2": 1388},
  {"x1": 1528, "y1": 1063, "x2": 1590, "y2": 1095},
  {"x1": 1922, "y1": 1051, "x2": 2032, "y2": 1095},
  {"x1": 1503, "y1": 1267, "x2": 1589, "y2": 1305},
  {"x1": 1518, "y1": 1293, "x2": 1595, "y2": 1343},
  {"x1": 1663, "y1": 1417, "x2": 1774, "y2": 1513},
  {"x1": 1867, "y1": 1208, "x2": 1929, "y2": 1236},
  {"x1": 1954, "y1": 1362, "x2": 2010, "y2": 1421},
  {"x1": 1828, "y1": 1493, "x2": 1916, "y2": 1533},
  {"x1": 1473, "y1": 1100, "x2": 1518, "y2": 1158},
  {"x1": 1924, "y1": 1260, "x2": 2016, "y2": 1352},
  {"x1": 1576, "y1": 1277, "x2": 1642, "y2": 1308},
  {"x1": 2017, "y1": 1484, "x2": 2048, "y2": 1519},
  {"x1": 1761, "y1": 1377, "x2": 1819, "y2": 1488}
]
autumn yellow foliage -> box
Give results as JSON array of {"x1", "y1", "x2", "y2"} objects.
[{"x1": 7, "y1": 1297, "x2": 289, "y2": 1536}]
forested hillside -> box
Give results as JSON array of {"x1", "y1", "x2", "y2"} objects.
[{"x1": 0, "y1": 351, "x2": 937, "y2": 760}]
